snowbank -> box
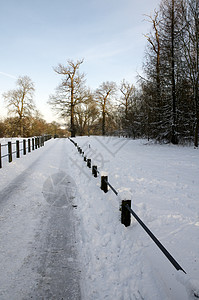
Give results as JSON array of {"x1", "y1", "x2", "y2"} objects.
[{"x1": 70, "y1": 136, "x2": 199, "y2": 299}]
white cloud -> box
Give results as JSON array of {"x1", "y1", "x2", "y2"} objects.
[{"x1": 0, "y1": 72, "x2": 17, "y2": 80}]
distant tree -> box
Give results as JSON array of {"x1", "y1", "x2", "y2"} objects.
[
  {"x1": 3, "y1": 117, "x2": 20, "y2": 137},
  {"x1": 3, "y1": 76, "x2": 35, "y2": 136},
  {"x1": 140, "y1": 0, "x2": 194, "y2": 143},
  {"x1": 95, "y1": 81, "x2": 117, "y2": 135},
  {"x1": 0, "y1": 119, "x2": 5, "y2": 137},
  {"x1": 49, "y1": 59, "x2": 85, "y2": 137},
  {"x1": 30, "y1": 113, "x2": 48, "y2": 136},
  {"x1": 120, "y1": 79, "x2": 135, "y2": 118},
  {"x1": 49, "y1": 121, "x2": 60, "y2": 136},
  {"x1": 75, "y1": 90, "x2": 99, "y2": 136},
  {"x1": 143, "y1": 11, "x2": 164, "y2": 140},
  {"x1": 181, "y1": 0, "x2": 199, "y2": 146},
  {"x1": 119, "y1": 79, "x2": 135, "y2": 135},
  {"x1": 159, "y1": 0, "x2": 186, "y2": 144}
]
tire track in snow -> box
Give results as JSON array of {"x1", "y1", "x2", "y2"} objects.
[
  {"x1": 28, "y1": 139, "x2": 81, "y2": 299},
  {"x1": 0, "y1": 139, "x2": 59, "y2": 207},
  {"x1": 0, "y1": 139, "x2": 81, "y2": 299}
]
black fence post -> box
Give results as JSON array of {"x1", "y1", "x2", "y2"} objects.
[
  {"x1": 16, "y1": 140, "x2": 20, "y2": 158},
  {"x1": 35, "y1": 137, "x2": 37, "y2": 149},
  {"x1": 87, "y1": 159, "x2": 91, "y2": 168},
  {"x1": 23, "y1": 139, "x2": 26, "y2": 155},
  {"x1": 8, "y1": 142, "x2": 12, "y2": 163},
  {"x1": 0, "y1": 143, "x2": 2, "y2": 168},
  {"x1": 38, "y1": 137, "x2": 40, "y2": 148},
  {"x1": 28, "y1": 139, "x2": 31, "y2": 153},
  {"x1": 101, "y1": 176, "x2": 108, "y2": 193},
  {"x1": 84, "y1": 156, "x2": 87, "y2": 162},
  {"x1": 92, "y1": 165, "x2": 98, "y2": 177},
  {"x1": 32, "y1": 138, "x2": 34, "y2": 151},
  {"x1": 121, "y1": 200, "x2": 131, "y2": 227}
]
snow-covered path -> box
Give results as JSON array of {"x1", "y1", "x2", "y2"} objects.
[
  {"x1": 0, "y1": 138, "x2": 81, "y2": 299},
  {"x1": 0, "y1": 136, "x2": 199, "y2": 300}
]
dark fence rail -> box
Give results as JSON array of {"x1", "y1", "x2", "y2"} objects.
[
  {"x1": 68, "y1": 137, "x2": 186, "y2": 274},
  {"x1": 125, "y1": 204, "x2": 186, "y2": 274},
  {"x1": 0, "y1": 135, "x2": 51, "y2": 169}
]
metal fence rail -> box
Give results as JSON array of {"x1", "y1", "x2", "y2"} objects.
[
  {"x1": 0, "y1": 135, "x2": 52, "y2": 169},
  {"x1": 125, "y1": 204, "x2": 186, "y2": 273},
  {"x1": 68, "y1": 137, "x2": 186, "y2": 275}
]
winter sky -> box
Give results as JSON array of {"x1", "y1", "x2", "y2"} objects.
[{"x1": 0, "y1": 0, "x2": 161, "y2": 122}]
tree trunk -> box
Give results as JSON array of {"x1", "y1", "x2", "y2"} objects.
[
  {"x1": 194, "y1": 4, "x2": 199, "y2": 147},
  {"x1": 70, "y1": 80, "x2": 76, "y2": 137},
  {"x1": 71, "y1": 104, "x2": 75, "y2": 137},
  {"x1": 171, "y1": 0, "x2": 178, "y2": 144},
  {"x1": 194, "y1": 118, "x2": 199, "y2": 147},
  {"x1": 20, "y1": 116, "x2": 23, "y2": 137},
  {"x1": 102, "y1": 110, "x2": 105, "y2": 136}
]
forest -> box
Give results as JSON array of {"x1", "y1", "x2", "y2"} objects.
[{"x1": 1, "y1": 0, "x2": 198, "y2": 146}]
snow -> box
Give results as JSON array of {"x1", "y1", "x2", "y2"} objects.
[{"x1": 0, "y1": 136, "x2": 199, "y2": 299}]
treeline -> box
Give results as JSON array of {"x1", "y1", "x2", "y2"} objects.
[
  {"x1": 48, "y1": 0, "x2": 198, "y2": 146},
  {"x1": 139, "y1": 0, "x2": 199, "y2": 146},
  {"x1": 1, "y1": 0, "x2": 198, "y2": 145},
  {"x1": 1, "y1": 76, "x2": 67, "y2": 138},
  {"x1": 0, "y1": 116, "x2": 67, "y2": 138}
]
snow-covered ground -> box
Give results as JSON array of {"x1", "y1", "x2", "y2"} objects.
[{"x1": 0, "y1": 136, "x2": 198, "y2": 299}]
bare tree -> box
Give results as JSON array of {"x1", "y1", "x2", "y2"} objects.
[
  {"x1": 95, "y1": 81, "x2": 117, "y2": 135},
  {"x1": 49, "y1": 59, "x2": 85, "y2": 137},
  {"x1": 3, "y1": 76, "x2": 35, "y2": 136},
  {"x1": 181, "y1": 0, "x2": 199, "y2": 147},
  {"x1": 159, "y1": 0, "x2": 184, "y2": 144},
  {"x1": 143, "y1": 10, "x2": 165, "y2": 140},
  {"x1": 144, "y1": 10, "x2": 161, "y2": 102},
  {"x1": 120, "y1": 79, "x2": 135, "y2": 118},
  {"x1": 75, "y1": 90, "x2": 99, "y2": 135}
]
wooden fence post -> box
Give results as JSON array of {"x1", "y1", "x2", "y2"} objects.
[
  {"x1": 32, "y1": 138, "x2": 34, "y2": 151},
  {"x1": 0, "y1": 143, "x2": 2, "y2": 168},
  {"x1": 8, "y1": 142, "x2": 12, "y2": 163},
  {"x1": 87, "y1": 158, "x2": 91, "y2": 168},
  {"x1": 101, "y1": 176, "x2": 108, "y2": 193},
  {"x1": 28, "y1": 139, "x2": 31, "y2": 153},
  {"x1": 92, "y1": 166, "x2": 98, "y2": 177},
  {"x1": 121, "y1": 200, "x2": 131, "y2": 227},
  {"x1": 23, "y1": 139, "x2": 26, "y2": 155},
  {"x1": 16, "y1": 140, "x2": 20, "y2": 158},
  {"x1": 35, "y1": 137, "x2": 37, "y2": 149}
]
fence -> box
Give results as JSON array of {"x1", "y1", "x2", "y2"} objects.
[
  {"x1": 0, "y1": 135, "x2": 52, "y2": 169},
  {"x1": 69, "y1": 137, "x2": 186, "y2": 274}
]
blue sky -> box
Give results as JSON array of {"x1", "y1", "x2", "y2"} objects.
[{"x1": 0, "y1": 0, "x2": 160, "y2": 122}]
